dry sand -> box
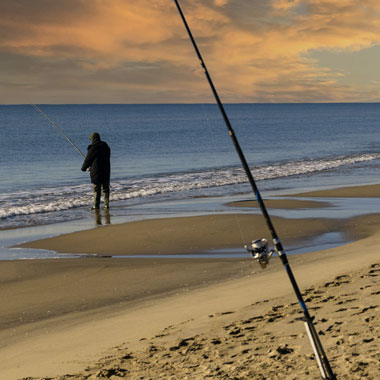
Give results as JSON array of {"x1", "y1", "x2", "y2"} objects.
[{"x1": 2, "y1": 184, "x2": 380, "y2": 379}]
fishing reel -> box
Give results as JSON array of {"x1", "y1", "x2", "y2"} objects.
[{"x1": 245, "y1": 238, "x2": 275, "y2": 269}]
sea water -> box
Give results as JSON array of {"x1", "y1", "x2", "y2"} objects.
[{"x1": 1, "y1": 102, "x2": 380, "y2": 256}]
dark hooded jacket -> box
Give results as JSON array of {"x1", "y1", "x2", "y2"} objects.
[{"x1": 81, "y1": 135, "x2": 111, "y2": 184}]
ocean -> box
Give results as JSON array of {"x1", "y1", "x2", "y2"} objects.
[{"x1": 1, "y1": 103, "x2": 380, "y2": 257}]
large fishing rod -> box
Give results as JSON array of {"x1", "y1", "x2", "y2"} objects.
[
  {"x1": 32, "y1": 104, "x2": 85, "y2": 158},
  {"x1": 173, "y1": 1, "x2": 336, "y2": 379}
]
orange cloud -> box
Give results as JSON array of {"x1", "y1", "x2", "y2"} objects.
[
  {"x1": 1, "y1": 0, "x2": 380, "y2": 103},
  {"x1": 272, "y1": 0, "x2": 302, "y2": 10},
  {"x1": 214, "y1": 0, "x2": 230, "y2": 6},
  {"x1": 201, "y1": 0, "x2": 380, "y2": 101}
]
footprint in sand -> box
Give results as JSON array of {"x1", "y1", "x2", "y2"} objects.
[
  {"x1": 324, "y1": 274, "x2": 351, "y2": 287},
  {"x1": 351, "y1": 305, "x2": 377, "y2": 316},
  {"x1": 336, "y1": 298, "x2": 356, "y2": 305},
  {"x1": 325, "y1": 321, "x2": 343, "y2": 332},
  {"x1": 318, "y1": 295, "x2": 335, "y2": 303}
]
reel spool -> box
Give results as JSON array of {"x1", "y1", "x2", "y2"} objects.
[{"x1": 245, "y1": 238, "x2": 274, "y2": 269}]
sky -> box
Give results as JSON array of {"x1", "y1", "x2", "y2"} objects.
[{"x1": 1, "y1": 0, "x2": 380, "y2": 104}]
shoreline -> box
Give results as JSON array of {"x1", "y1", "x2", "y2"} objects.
[
  {"x1": 6, "y1": 183, "x2": 380, "y2": 258},
  {"x1": 15, "y1": 183, "x2": 380, "y2": 257}
]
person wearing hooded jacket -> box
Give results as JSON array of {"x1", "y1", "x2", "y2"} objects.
[{"x1": 81, "y1": 132, "x2": 111, "y2": 209}]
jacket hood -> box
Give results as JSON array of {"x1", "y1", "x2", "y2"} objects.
[{"x1": 89, "y1": 132, "x2": 101, "y2": 144}]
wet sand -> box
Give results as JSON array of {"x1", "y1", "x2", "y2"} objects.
[
  {"x1": 2, "y1": 183, "x2": 380, "y2": 379},
  {"x1": 17, "y1": 213, "x2": 341, "y2": 256},
  {"x1": 287, "y1": 183, "x2": 380, "y2": 198},
  {"x1": 225, "y1": 198, "x2": 332, "y2": 209}
]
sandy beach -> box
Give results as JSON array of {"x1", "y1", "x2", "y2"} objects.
[{"x1": 2, "y1": 184, "x2": 380, "y2": 379}]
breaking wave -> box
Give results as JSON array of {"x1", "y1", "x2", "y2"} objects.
[{"x1": 1, "y1": 153, "x2": 380, "y2": 222}]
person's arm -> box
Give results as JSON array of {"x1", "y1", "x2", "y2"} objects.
[{"x1": 81, "y1": 145, "x2": 95, "y2": 171}]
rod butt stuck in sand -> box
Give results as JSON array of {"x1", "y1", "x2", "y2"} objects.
[
  {"x1": 32, "y1": 104, "x2": 85, "y2": 158},
  {"x1": 173, "y1": 1, "x2": 337, "y2": 379}
]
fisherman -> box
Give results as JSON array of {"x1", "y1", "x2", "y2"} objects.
[{"x1": 81, "y1": 132, "x2": 111, "y2": 209}]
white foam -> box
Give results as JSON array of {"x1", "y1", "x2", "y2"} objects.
[{"x1": 1, "y1": 153, "x2": 380, "y2": 222}]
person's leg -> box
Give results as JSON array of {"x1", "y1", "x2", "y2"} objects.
[
  {"x1": 93, "y1": 183, "x2": 101, "y2": 209},
  {"x1": 104, "y1": 209, "x2": 111, "y2": 224},
  {"x1": 103, "y1": 182, "x2": 110, "y2": 209},
  {"x1": 94, "y1": 209, "x2": 102, "y2": 226}
]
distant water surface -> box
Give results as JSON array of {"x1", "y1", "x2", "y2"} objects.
[{"x1": 1, "y1": 103, "x2": 380, "y2": 229}]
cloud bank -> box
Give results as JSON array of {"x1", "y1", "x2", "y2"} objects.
[{"x1": 0, "y1": 0, "x2": 380, "y2": 103}]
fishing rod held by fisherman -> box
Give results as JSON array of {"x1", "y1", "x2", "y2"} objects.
[{"x1": 32, "y1": 104, "x2": 86, "y2": 158}]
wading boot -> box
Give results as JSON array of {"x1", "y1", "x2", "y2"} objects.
[{"x1": 93, "y1": 184, "x2": 101, "y2": 210}]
